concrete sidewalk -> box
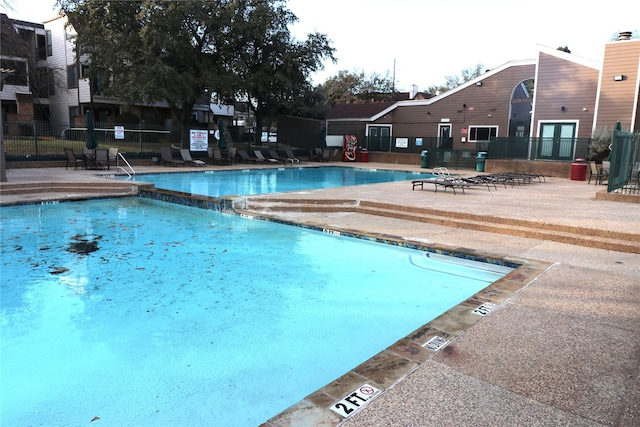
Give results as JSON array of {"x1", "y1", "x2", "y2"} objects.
[{"x1": 1, "y1": 164, "x2": 639, "y2": 426}]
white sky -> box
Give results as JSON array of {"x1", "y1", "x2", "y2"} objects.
[{"x1": 4, "y1": 0, "x2": 640, "y2": 91}]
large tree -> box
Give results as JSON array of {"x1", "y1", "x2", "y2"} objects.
[
  {"x1": 59, "y1": 0, "x2": 236, "y2": 145},
  {"x1": 320, "y1": 70, "x2": 395, "y2": 106},
  {"x1": 57, "y1": 0, "x2": 334, "y2": 145},
  {"x1": 426, "y1": 63, "x2": 485, "y2": 95},
  {"x1": 230, "y1": 0, "x2": 334, "y2": 138}
]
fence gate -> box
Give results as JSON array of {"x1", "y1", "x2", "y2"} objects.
[{"x1": 607, "y1": 122, "x2": 640, "y2": 192}]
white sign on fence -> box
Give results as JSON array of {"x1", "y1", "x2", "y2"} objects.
[
  {"x1": 114, "y1": 126, "x2": 125, "y2": 140},
  {"x1": 395, "y1": 137, "x2": 409, "y2": 148},
  {"x1": 190, "y1": 129, "x2": 208, "y2": 151}
]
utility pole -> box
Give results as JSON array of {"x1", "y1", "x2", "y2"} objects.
[{"x1": 392, "y1": 59, "x2": 396, "y2": 93}]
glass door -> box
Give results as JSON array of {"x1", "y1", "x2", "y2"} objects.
[
  {"x1": 367, "y1": 126, "x2": 391, "y2": 151},
  {"x1": 538, "y1": 123, "x2": 576, "y2": 160},
  {"x1": 438, "y1": 124, "x2": 452, "y2": 148}
]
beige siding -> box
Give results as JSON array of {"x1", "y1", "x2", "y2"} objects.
[
  {"x1": 45, "y1": 16, "x2": 77, "y2": 125},
  {"x1": 389, "y1": 64, "x2": 535, "y2": 150},
  {"x1": 532, "y1": 52, "x2": 599, "y2": 138},
  {"x1": 595, "y1": 40, "x2": 640, "y2": 131}
]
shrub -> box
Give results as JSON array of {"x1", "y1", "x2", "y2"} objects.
[{"x1": 588, "y1": 126, "x2": 612, "y2": 162}]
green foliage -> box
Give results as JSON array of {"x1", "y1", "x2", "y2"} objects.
[
  {"x1": 57, "y1": 0, "x2": 334, "y2": 144},
  {"x1": 556, "y1": 46, "x2": 571, "y2": 53},
  {"x1": 320, "y1": 69, "x2": 395, "y2": 105},
  {"x1": 231, "y1": 0, "x2": 335, "y2": 134},
  {"x1": 278, "y1": 85, "x2": 330, "y2": 120},
  {"x1": 588, "y1": 126, "x2": 613, "y2": 162},
  {"x1": 116, "y1": 111, "x2": 141, "y2": 125},
  {"x1": 426, "y1": 63, "x2": 484, "y2": 95}
]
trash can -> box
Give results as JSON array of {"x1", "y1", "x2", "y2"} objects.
[
  {"x1": 571, "y1": 158, "x2": 587, "y2": 181},
  {"x1": 420, "y1": 150, "x2": 429, "y2": 168},
  {"x1": 359, "y1": 148, "x2": 369, "y2": 162},
  {"x1": 475, "y1": 152, "x2": 487, "y2": 172}
]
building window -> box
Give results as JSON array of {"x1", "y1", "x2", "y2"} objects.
[
  {"x1": 33, "y1": 67, "x2": 54, "y2": 97},
  {"x1": 468, "y1": 126, "x2": 498, "y2": 141},
  {"x1": 37, "y1": 34, "x2": 47, "y2": 60},
  {"x1": 46, "y1": 30, "x2": 53, "y2": 56},
  {"x1": 67, "y1": 64, "x2": 78, "y2": 89}
]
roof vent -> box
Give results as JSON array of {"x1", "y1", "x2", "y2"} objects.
[{"x1": 618, "y1": 31, "x2": 632, "y2": 41}]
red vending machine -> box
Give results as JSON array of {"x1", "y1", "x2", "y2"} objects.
[{"x1": 343, "y1": 135, "x2": 358, "y2": 161}]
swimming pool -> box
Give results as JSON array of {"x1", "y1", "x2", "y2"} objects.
[
  {"x1": 120, "y1": 166, "x2": 433, "y2": 197},
  {"x1": 0, "y1": 198, "x2": 512, "y2": 426}
]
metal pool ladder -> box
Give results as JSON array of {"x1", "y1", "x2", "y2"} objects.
[{"x1": 117, "y1": 153, "x2": 136, "y2": 178}]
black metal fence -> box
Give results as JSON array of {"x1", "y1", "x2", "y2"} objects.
[
  {"x1": 364, "y1": 136, "x2": 443, "y2": 153},
  {"x1": 478, "y1": 137, "x2": 591, "y2": 161},
  {"x1": 3, "y1": 120, "x2": 197, "y2": 161},
  {"x1": 3, "y1": 120, "x2": 597, "y2": 167},
  {"x1": 608, "y1": 126, "x2": 640, "y2": 193},
  {"x1": 3, "y1": 120, "x2": 283, "y2": 162},
  {"x1": 361, "y1": 134, "x2": 591, "y2": 163}
]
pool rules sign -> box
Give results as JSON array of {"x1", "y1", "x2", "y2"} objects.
[
  {"x1": 190, "y1": 129, "x2": 208, "y2": 151},
  {"x1": 330, "y1": 384, "x2": 381, "y2": 418}
]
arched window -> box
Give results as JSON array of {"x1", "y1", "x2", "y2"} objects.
[{"x1": 509, "y1": 78, "x2": 534, "y2": 137}]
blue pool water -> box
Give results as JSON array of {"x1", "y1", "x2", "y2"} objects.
[
  {"x1": 120, "y1": 166, "x2": 433, "y2": 197},
  {"x1": 0, "y1": 198, "x2": 512, "y2": 426}
]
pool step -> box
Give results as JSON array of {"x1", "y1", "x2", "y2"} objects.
[
  {"x1": 242, "y1": 198, "x2": 640, "y2": 254},
  {"x1": 244, "y1": 197, "x2": 358, "y2": 213},
  {"x1": 356, "y1": 201, "x2": 640, "y2": 254},
  {"x1": 0, "y1": 181, "x2": 135, "y2": 203}
]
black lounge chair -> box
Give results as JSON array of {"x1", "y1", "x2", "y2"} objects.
[
  {"x1": 412, "y1": 177, "x2": 472, "y2": 194},
  {"x1": 253, "y1": 150, "x2": 274, "y2": 164},
  {"x1": 159, "y1": 146, "x2": 185, "y2": 166},
  {"x1": 321, "y1": 149, "x2": 330, "y2": 162},
  {"x1": 180, "y1": 149, "x2": 206, "y2": 166},
  {"x1": 284, "y1": 148, "x2": 300, "y2": 163},
  {"x1": 411, "y1": 178, "x2": 437, "y2": 190},
  {"x1": 461, "y1": 176, "x2": 495, "y2": 191},
  {"x1": 268, "y1": 150, "x2": 286, "y2": 163},
  {"x1": 433, "y1": 177, "x2": 472, "y2": 194},
  {"x1": 236, "y1": 149, "x2": 255, "y2": 163},
  {"x1": 309, "y1": 148, "x2": 323, "y2": 162},
  {"x1": 208, "y1": 148, "x2": 230, "y2": 166}
]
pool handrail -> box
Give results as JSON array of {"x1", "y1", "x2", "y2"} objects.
[{"x1": 117, "y1": 152, "x2": 135, "y2": 178}]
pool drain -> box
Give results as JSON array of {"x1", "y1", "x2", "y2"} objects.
[
  {"x1": 472, "y1": 302, "x2": 497, "y2": 316},
  {"x1": 423, "y1": 336, "x2": 450, "y2": 351}
]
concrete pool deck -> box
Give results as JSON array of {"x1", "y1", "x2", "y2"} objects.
[{"x1": 1, "y1": 163, "x2": 639, "y2": 426}]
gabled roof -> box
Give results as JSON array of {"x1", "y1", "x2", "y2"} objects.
[
  {"x1": 370, "y1": 59, "x2": 537, "y2": 121},
  {"x1": 326, "y1": 101, "x2": 396, "y2": 121},
  {"x1": 536, "y1": 44, "x2": 600, "y2": 70}
]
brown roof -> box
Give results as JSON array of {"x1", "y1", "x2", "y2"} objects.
[{"x1": 326, "y1": 102, "x2": 396, "y2": 120}]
